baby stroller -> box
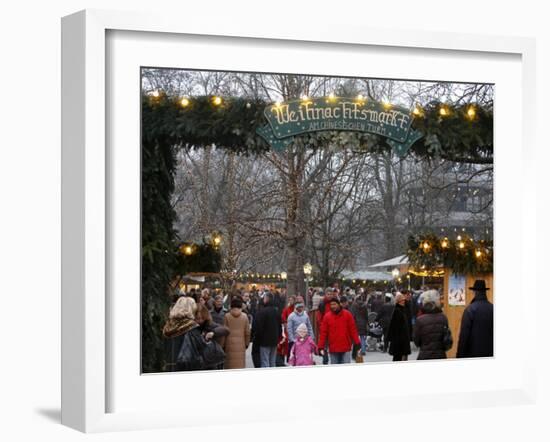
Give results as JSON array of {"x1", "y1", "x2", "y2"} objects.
[{"x1": 366, "y1": 312, "x2": 384, "y2": 352}]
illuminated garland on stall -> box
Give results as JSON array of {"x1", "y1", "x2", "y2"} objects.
[{"x1": 406, "y1": 233, "x2": 493, "y2": 275}]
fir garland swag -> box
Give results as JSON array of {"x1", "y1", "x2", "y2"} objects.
[
  {"x1": 142, "y1": 93, "x2": 493, "y2": 162},
  {"x1": 406, "y1": 234, "x2": 493, "y2": 275}
]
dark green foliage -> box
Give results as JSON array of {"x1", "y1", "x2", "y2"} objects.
[
  {"x1": 410, "y1": 102, "x2": 493, "y2": 164},
  {"x1": 176, "y1": 243, "x2": 222, "y2": 275},
  {"x1": 141, "y1": 94, "x2": 179, "y2": 373},
  {"x1": 407, "y1": 233, "x2": 493, "y2": 275}
]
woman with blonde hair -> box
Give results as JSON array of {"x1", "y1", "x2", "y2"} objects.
[{"x1": 163, "y1": 296, "x2": 199, "y2": 371}]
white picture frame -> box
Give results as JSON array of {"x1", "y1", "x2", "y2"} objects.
[{"x1": 61, "y1": 9, "x2": 537, "y2": 433}]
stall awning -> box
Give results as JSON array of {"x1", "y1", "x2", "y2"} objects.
[
  {"x1": 341, "y1": 270, "x2": 394, "y2": 281},
  {"x1": 368, "y1": 255, "x2": 409, "y2": 268}
]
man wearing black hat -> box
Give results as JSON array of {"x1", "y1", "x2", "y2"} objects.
[{"x1": 456, "y1": 280, "x2": 494, "y2": 358}]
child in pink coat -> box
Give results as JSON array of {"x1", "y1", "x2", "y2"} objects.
[{"x1": 289, "y1": 323, "x2": 317, "y2": 366}]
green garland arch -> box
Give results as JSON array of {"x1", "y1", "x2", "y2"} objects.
[{"x1": 142, "y1": 93, "x2": 493, "y2": 161}]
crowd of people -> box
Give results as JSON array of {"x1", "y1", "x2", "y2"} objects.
[{"x1": 162, "y1": 280, "x2": 494, "y2": 371}]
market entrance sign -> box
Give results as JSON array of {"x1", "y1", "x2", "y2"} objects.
[{"x1": 257, "y1": 97, "x2": 423, "y2": 156}]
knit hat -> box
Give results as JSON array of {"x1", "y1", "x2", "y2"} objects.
[{"x1": 296, "y1": 323, "x2": 308, "y2": 338}]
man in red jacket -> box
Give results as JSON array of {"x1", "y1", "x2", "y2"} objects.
[{"x1": 318, "y1": 297, "x2": 360, "y2": 364}]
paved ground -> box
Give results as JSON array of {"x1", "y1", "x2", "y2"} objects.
[{"x1": 245, "y1": 342, "x2": 420, "y2": 368}]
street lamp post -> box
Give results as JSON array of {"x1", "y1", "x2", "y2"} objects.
[
  {"x1": 391, "y1": 268, "x2": 399, "y2": 290},
  {"x1": 280, "y1": 271, "x2": 287, "y2": 292},
  {"x1": 303, "y1": 263, "x2": 312, "y2": 308}
]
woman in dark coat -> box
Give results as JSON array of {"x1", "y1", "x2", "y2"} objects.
[
  {"x1": 387, "y1": 293, "x2": 411, "y2": 361},
  {"x1": 195, "y1": 303, "x2": 230, "y2": 344},
  {"x1": 162, "y1": 296, "x2": 200, "y2": 372},
  {"x1": 413, "y1": 290, "x2": 448, "y2": 360},
  {"x1": 350, "y1": 296, "x2": 369, "y2": 356},
  {"x1": 376, "y1": 294, "x2": 395, "y2": 352}
]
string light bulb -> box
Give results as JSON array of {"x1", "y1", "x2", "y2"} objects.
[
  {"x1": 413, "y1": 106, "x2": 423, "y2": 117},
  {"x1": 183, "y1": 245, "x2": 193, "y2": 256},
  {"x1": 475, "y1": 249, "x2": 483, "y2": 258},
  {"x1": 422, "y1": 241, "x2": 430, "y2": 251},
  {"x1": 382, "y1": 100, "x2": 392, "y2": 109},
  {"x1": 441, "y1": 238, "x2": 449, "y2": 248},
  {"x1": 212, "y1": 96, "x2": 222, "y2": 106},
  {"x1": 151, "y1": 89, "x2": 160, "y2": 98},
  {"x1": 180, "y1": 97, "x2": 190, "y2": 107},
  {"x1": 439, "y1": 106, "x2": 449, "y2": 116},
  {"x1": 356, "y1": 94, "x2": 365, "y2": 102},
  {"x1": 327, "y1": 92, "x2": 336, "y2": 101},
  {"x1": 459, "y1": 241, "x2": 465, "y2": 249},
  {"x1": 212, "y1": 234, "x2": 222, "y2": 247},
  {"x1": 467, "y1": 106, "x2": 476, "y2": 119},
  {"x1": 301, "y1": 94, "x2": 309, "y2": 102}
]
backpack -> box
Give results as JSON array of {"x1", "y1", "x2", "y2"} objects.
[{"x1": 442, "y1": 324, "x2": 453, "y2": 351}]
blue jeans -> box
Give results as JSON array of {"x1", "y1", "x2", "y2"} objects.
[
  {"x1": 329, "y1": 351, "x2": 351, "y2": 364},
  {"x1": 359, "y1": 335, "x2": 367, "y2": 354},
  {"x1": 259, "y1": 346, "x2": 277, "y2": 367}
]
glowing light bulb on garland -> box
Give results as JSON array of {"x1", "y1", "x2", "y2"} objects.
[
  {"x1": 475, "y1": 249, "x2": 483, "y2": 258},
  {"x1": 441, "y1": 238, "x2": 449, "y2": 248},
  {"x1": 180, "y1": 97, "x2": 190, "y2": 107},
  {"x1": 356, "y1": 94, "x2": 365, "y2": 102},
  {"x1": 274, "y1": 100, "x2": 282, "y2": 108},
  {"x1": 413, "y1": 106, "x2": 423, "y2": 117},
  {"x1": 467, "y1": 106, "x2": 476, "y2": 119},
  {"x1": 328, "y1": 92, "x2": 336, "y2": 102},
  {"x1": 182, "y1": 245, "x2": 193, "y2": 256},
  {"x1": 151, "y1": 89, "x2": 160, "y2": 98},
  {"x1": 212, "y1": 233, "x2": 222, "y2": 247},
  {"x1": 422, "y1": 241, "x2": 430, "y2": 251},
  {"x1": 301, "y1": 94, "x2": 309, "y2": 102},
  {"x1": 439, "y1": 106, "x2": 449, "y2": 116},
  {"x1": 212, "y1": 96, "x2": 222, "y2": 106},
  {"x1": 457, "y1": 235, "x2": 462, "y2": 241},
  {"x1": 459, "y1": 241, "x2": 465, "y2": 249},
  {"x1": 383, "y1": 100, "x2": 392, "y2": 109}
]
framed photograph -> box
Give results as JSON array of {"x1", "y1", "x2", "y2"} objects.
[{"x1": 62, "y1": 9, "x2": 537, "y2": 433}]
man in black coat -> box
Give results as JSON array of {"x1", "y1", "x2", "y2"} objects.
[
  {"x1": 457, "y1": 280, "x2": 494, "y2": 358},
  {"x1": 252, "y1": 292, "x2": 282, "y2": 367}
]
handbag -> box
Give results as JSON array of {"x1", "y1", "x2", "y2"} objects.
[
  {"x1": 176, "y1": 328, "x2": 206, "y2": 371},
  {"x1": 202, "y1": 339, "x2": 225, "y2": 368},
  {"x1": 442, "y1": 325, "x2": 453, "y2": 351}
]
